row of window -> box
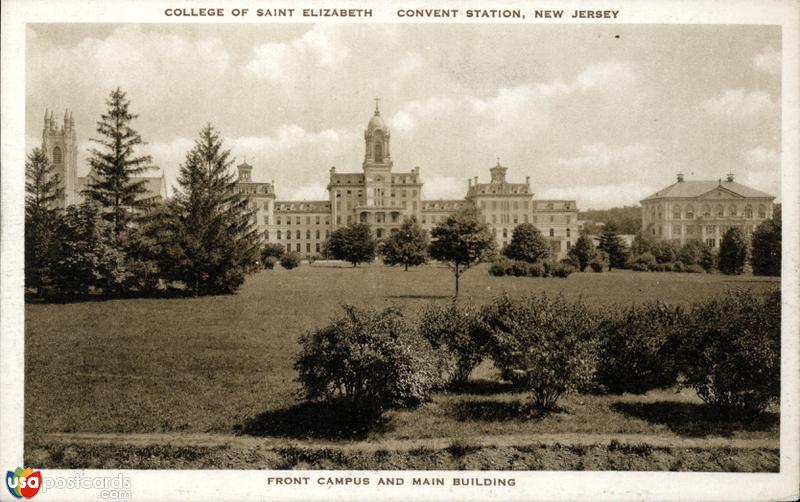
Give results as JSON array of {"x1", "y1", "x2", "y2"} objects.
[
  {"x1": 275, "y1": 215, "x2": 331, "y2": 226},
  {"x1": 651, "y1": 203, "x2": 768, "y2": 220},
  {"x1": 270, "y1": 229, "x2": 331, "y2": 241},
  {"x1": 285, "y1": 242, "x2": 322, "y2": 254}
]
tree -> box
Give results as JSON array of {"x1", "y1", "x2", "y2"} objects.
[
  {"x1": 326, "y1": 223, "x2": 377, "y2": 267},
  {"x1": 651, "y1": 239, "x2": 680, "y2": 264},
  {"x1": 567, "y1": 234, "x2": 596, "y2": 271},
  {"x1": 429, "y1": 205, "x2": 495, "y2": 297},
  {"x1": 153, "y1": 124, "x2": 260, "y2": 295},
  {"x1": 261, "y1": 242, "x2": 286, "y2": 264},
  {"x1": 502, "y1": 223, "x2": 550, "y2": 264},
  {"x1": 597, "y1": 224, "x2": 629, "y2": 270},
  {"x1": 25, "y1": 148, "x2": 64, "y2": 293},
  {"x1": 579, "y1": 206, "x2": 642, "y2": 234},
  {"x1": 718, "y1": 227, "x2": 748, "y2": 275},
  {"x1": 630, "y1": 230, "x2": 657, "y2": 256},
  {"x1": 380, "y1": 217, "x2": 429, "y2": 270},
  {"x1": 83, "y1": 88, "x2": 155, "y2": 235},
  {"x1": 750, "y1": 217, "x2": 781, "y2": 276},
  {"x1": 677, "y1": 240, "x2": 706, "y2": 266}
]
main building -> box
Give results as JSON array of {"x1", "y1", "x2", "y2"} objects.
[{"x1": 234, "y1": 103, "x2": 579, "y2": 258}]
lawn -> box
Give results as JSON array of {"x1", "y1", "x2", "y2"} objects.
[{"x1": 24, "y1": 264, "x2": 780, "y2": 470}]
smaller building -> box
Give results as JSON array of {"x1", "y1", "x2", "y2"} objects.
[{"x1": 640, "y1": 173, "x2": 775, "y2": 248}]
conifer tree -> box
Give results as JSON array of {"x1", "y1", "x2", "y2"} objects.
[
  {"x1": 83, "y1": 87, "x2": 155, "y2": 234},
  {"x1": 25, "y1": 147, "x2": 64, "y2": 293},
  {"x1": 502, "y1": 223, "x2": 550, "y2": 264},
  {"x1": 598, "y1": 224, "x2": 630, "y2": 270},
  {"x1": 155, "y1": 124, "x2": 259, "y2": 295}
]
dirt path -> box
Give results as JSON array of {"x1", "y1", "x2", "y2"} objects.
[{"x1": 30, "y1": 431, "x2": 779, "y2": 451}]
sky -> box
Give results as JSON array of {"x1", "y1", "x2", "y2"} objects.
[{"x1": 26, "y1": 23, "x2": 781, "y2": 209}]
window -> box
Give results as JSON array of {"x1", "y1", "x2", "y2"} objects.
[
  {"x1": 286, "y1": 243, "x2": 291, "y2": 252},
  {"x1": 296, "y1": 243, "x2": 301, "y2": 252},
  {"x1": 307, "y1": 243, "x2": 311, "y2": 253},
  {"x1": 566, "y1": 228, "x2": 570, "y2": 238},
  {"x1": 277, "y1": 216, "x2": 282, "y2": 225},
  {"x1": 287, "y1": 231, "x2": 291, "y2": 240},
  {"x1": 523, "y1": 214, "x2": 529, "y2": 223},
  {"x1": 492, "y1": 214, "x2": 497, "y2": 224},
  {"x1": 265, "y1": 230, "x2": 269, "y2": 240},
  {"x1": 549, "y1": 228, "x2": 554, "y2": 237},
  {"x1": 705, "y1": 225, "x2": 715, "y2": 235},
  {"x1": 703, "y1": 205, "x2": 711, "y2": 217},
  {"x1": 52, "y1": 146, "x2": 62, "y2": 164},
  {"x1": 549, "y1": 215, "x2": 554, "y2": 223},
  {"x1": 672, "y1": 224, "x2": 681, "y2": 235},
  {"x1": 295, "y1": 230, "x2": 300, "y2": 239},
  {"x1": 728, "y1": 205, "x2": 737, "y2": 217},
  {"x1": 306, "y1": 230, "x2": 311, "y2": 239},
  {"x1": 316, "y1": 230, "x2": 320, "y2": 239},
  {"x1": 706, "y1": 238, "x2": 716, "y2": 248},
  {"x1": 672, "y1": 205, "x2": 682, "y2": 219},
  {"x1": 316, "y1": 243, "x2": 320, "y2": 252},
  {"x1": 376, "y1": 229, "x2": 383, "y2": 238},
  {"x1": 325, "y1": 230, "x2": 330, "y2": 238},
  {"x1": 316, "y1": 216, "x2": 320, "y2": 225},
  {"x1": 296, "y1": 216, "x2": 301, "y2": 224},
  {"x1": 502, "y1": 228, "x2": 507, "y2": 238},
  {"x1": 716, "y1": 205, "x2": 724, "y2": 217},
  {"x1": 566, "y1": 216, "x2": 571, "y2": 224},
  {"x1": 277, "y1": 230, "x2": 281, "y2": 240},
  {"x1": 686, "y1": 206, "x2": 694, "y2": 219},
  {"x1": 758, "y1": 205, "x2": 766, "y2": 218},
  {"x1": 745, "y1": 205, "x2": 753, "y2": 218},
  {"x1": 306, "y1": 216, "x2": 310, "y2": 225},
  {"x1": 336, "y1": 215, "x2": 341, "y2": 224}
]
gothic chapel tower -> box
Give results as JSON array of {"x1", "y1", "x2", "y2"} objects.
[{"x1": 42, "y1": 109, "x2": 78, "y2": 206}]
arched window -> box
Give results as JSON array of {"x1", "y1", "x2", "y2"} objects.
[
  {"x1": 52, "y1": 146, "x2": 62, "y2": 164},
  {"x1": 566, "y1": 228, "x2": 571, "y2": 238},
  {"x1": 374, "y1": 141, "x2": 383, "y2": 161},
  {"x1": 728, "y1": 205, "x2": 737, "y2": 217},
  {"x1": 686, "y1": 205, "x2": 694, "y2": 219},
  {"x1": 672, "y1": 205, "x2": 682, "y2": 219},
  {"x1": 716, "y1": 204, "x2": 724, "y2": 217},
  {"x1": 703, "y1": 205, "x2": 711, "y2": 217},
  {"x1": 277, "y1": 230, "x2": 281, "y2": 240},
  {"x1": 295, "y1": 230, "x2": 300, "y2": 239},
  {"x1": 316, "y1": 230, "x2": 320, "y2": 239},
  {"x1": 758, "y1": 205, "x2": 767, "y2": 218},
  {"x1": 745, "y1": 205, "x2": 753, "y2": 218}
]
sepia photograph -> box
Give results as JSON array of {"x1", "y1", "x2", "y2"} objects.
[{"x1": 2, "y1": 1, "x2": 799, "y2": 501}]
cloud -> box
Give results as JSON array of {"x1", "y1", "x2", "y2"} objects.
[
  {"x1": 286, "y1": 181, "x2": 328, "y2": 201},
  {"x1": 392, "y1": 52, "x2": 424, "y2": 78},
  {"x1": 745, "y1": 145, "x2": 780, "y2": 166},
  {"x1": 702, "y1": 89, "x2": 775, "y2": 117},
  {"x1": 226, "y1": 125, "x2": 344, "y2": 156},
  {"x1": 753, "y1": 47, "x2": 780, "y2": 75},
  {"x1": 575, "y1": 61, "x2": 637, "y2": 90},
  {"x1": 538, "y1": 182, "x2": 656, "y2": 210},
  {"x1": 557, "y1": 143, "x2": 653, "y2": 170},
  {"x1": 421, "y1": 175, "x2": 467, "y2": 200},
  {"x1": 244, "y1": 25, "x2": 348, "y2": 82}
]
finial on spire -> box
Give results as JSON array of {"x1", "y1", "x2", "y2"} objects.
[
  {"x1": 374, "y1": 97, "x2": 380, "y2": 115},
  {"x1": 496, "y1": 156, "x2": 500, "y2": 166}
]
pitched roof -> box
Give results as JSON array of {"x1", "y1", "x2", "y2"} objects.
[{"x1": 641, "y1": 180, "x2": 774, "y2": 201}]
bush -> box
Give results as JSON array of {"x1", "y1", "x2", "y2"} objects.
[
  {"x1": 630, "y1": 253, "x2": 657, "y2": 271},
  {"x1": 264, "y1": 256, "x2": 278, "y2": 270},
  {"x1": 718, "y1": 227, "x2": 748, "y2": 275},
  {"x1": 589, "y1": 259, "x2": 606, "y2": 272},
  {"x1": 280, "y1": 252, "x2": 301, "y2": 270},
  {"x1": 684, "y1": 264, "x2": 704, "y2": 273},
  {"x1": 672, "y1": 261, "x2": 684, "y2": 273},
  {"x1": 595, "y1": 302, "x2": 685, "y2": 394},
  {"x1": 679, "y1": 289, "x2": 780, "y2": 415},
  {"x1": 307, "y1": 254, "x2": 321, "y2": 265},
  {"x1": 527, "y1": 262, "x2": 546, "y2": 277},
  {"x1": 295, "y1": 305, "x2": 444, "y2": 411},
  {"x1": 481, "y1": 294, "x2": 597, "y2": 411},
  {"x1": 262, "y1": 243, "x2": 286, "y2": 262},
  {"x1": 700, "y1": 246, "x2": 718, "y2": 272},
  {"x1": 509, "y1": 260, "x2": 529, "y2": 277},
  {"x1": 552, "y1": 263, "x2": 575, "y2": 278},
  {"x1": 677, "y1": 240, "x2": 705, "y2": 266},
  {"x1": 417, "y1": 302, "x2": 488, "y2": 385},
  {"x1": 488, "y1": 259, "x2": 509, "y2": 276},
  {"x1": 652, "y1": 240, "x2": 679, "y2": 264}
]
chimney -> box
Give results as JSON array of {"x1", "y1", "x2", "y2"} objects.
[
  {"x1": 468, "y1": 178, "x2": 472, "y2": 188},
  {"x1": 525, "y1": 176, "x2": 530, "y2": 186},
  {"x1": 330, "y1": 166, "x2": 336, "y2": 174},
  {"x1": 726, "y1": 172, "x2": 735, "y2": 182},
  {"x1": 677, "y1": 172, "x2": 684, "y2": 182},
  {"x1": 473, "y1": 176, "x2": 478, "y2": 185}
]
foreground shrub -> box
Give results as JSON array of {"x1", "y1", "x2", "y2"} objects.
[
  {"x1": 595, "y1": 302, "x2": 685, "y2": 394},
  {"x1": 417, "y1": 302, "x2": 488, "y2": 385},
  {"x1": 280, "y1": 252, "x2": 301, "y2": 270},
  {"x1": 295, "y1": 306, "x2": 444, "y2": 411},
  {"x1": 264, "y1": 256, "x2": 278, "y2": 270},
  {"x1": 481, "y1": 295, "x2": 597, "y2": 411},
  {"x1": 680, "y1": 289, "x2": 780, "y2": 415}
]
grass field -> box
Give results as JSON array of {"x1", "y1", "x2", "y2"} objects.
[{"x1": 24, "y1": 263, "x2": 780, "y2": 470}]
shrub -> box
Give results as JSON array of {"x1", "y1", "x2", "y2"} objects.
[
  {"x1": 652, "y1": 240, "x2": 680, "y2": 264},
  {"x1": 264, "y1": 256, "x2": 278, "y2": 270},
  {"x1": 589, "y1": 259, "x2": 606, "y2": 272},
  {"x1": 527, "y1": 262, "x2": 546, "y2": 277},
  {"x1": 677, "y1": 240, "x2": 705, "y2": 266},
  {"x1": 262, "y1": 243, "x2": 286, "y2": 262},
  {"x1": 568, "y1": 235, "x2": 596, "y2": 271},
  {"x1": 488, "y1": 259, "x2": 509, "y2": 276},
  {"x1": 700, "y1": 246, "x2": 718, "y2": 272},
  {"x1": 684, "y1": 264, "x2": 704, "y2": 273},
  {"x1": 630, "y1": 253, "x2": 657, "y2": 271},
  {"x1": 295, "y1": 305, "x2": 444, "y2": 411},
  {"x1": 509, "y1": 260, "x2": 529, "y2": 277},
  {"x1": 718, "y1": 227, "x2": 748, "y2": 275},
  {"x1": 481, "y1": 295, "x2": 597, "y2": 411},
  {"x1": 630, "y1": 262, "x2": 649, "y2": 272},
  {"x1": 595, "y1": 302, "x2": 685, "y2": 394},
  {"x1": 552, "y1": 263, "x2": 575, "y2": 278},
  {"x1": 307, "y1": 253, "x2": 321, "y2": 265},
  {"x1": 417, "y1": 302, "x2": 488, "y2": 385},
  {"x1": 672, "y1": 262, "x2": 684, "y2": 273},
  {"x1": 280, "y1": 252, "x2": 301, "y2": 270},
  {"x1": 679, "y1": 289, "x2": 780, "y2": 415}
]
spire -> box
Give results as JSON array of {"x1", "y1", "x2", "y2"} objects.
[
  {"x1": 44, "y1": 108, "x2": 49, "y2": 125},
  {"x1": 374, "y1": 96, "x2": 380, "y2": 115}
]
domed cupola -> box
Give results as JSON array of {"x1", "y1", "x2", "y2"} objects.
[{"x1": 363, "y1": 98, "x2": 391, "y2": 168}]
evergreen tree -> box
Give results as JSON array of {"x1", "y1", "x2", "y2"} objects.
[
  {"x1": 568, "y1": 234, "x2": 596, "y2": 272},
  {"x1": 630, "y1": 230, "x2": 657, "y2": 256},
  {"x1": 502, "y1": 223, "x2": 550, "y2": 264},
  {"x1": 750, "y1": 217, "x2": 781, "y2": 276},
  {"x1": 326, "y1": 223, "x2": 377, "y2": 267},
  {"x1": 83, "y1": 88, "x2": 155, "y2": 235},
  {"x1": 25, "y1": 147, "x2": 64, "y2": 293},
  {"x1": 598, "y1": 224, "x2": 629, "y2": 270},
  {"x1": 155, "y1": 124, "x2": 259, "y2": 295},
  {"x1": 429, "y1": 205, "x2": 495, "y2": 297},
  {"x1": 718, "y1": 227, "x2": 749, "y2": 275},
  {"x1": 380, "y1": 217, "x2": 429, "y2": 270}
]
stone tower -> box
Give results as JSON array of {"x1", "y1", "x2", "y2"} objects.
[
  {"x1": 362, "y1": 99, "x2": 393, "y2": 208},
  {"x1": 41, "y1": 109, "x2": 78, "y2": 206}
]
